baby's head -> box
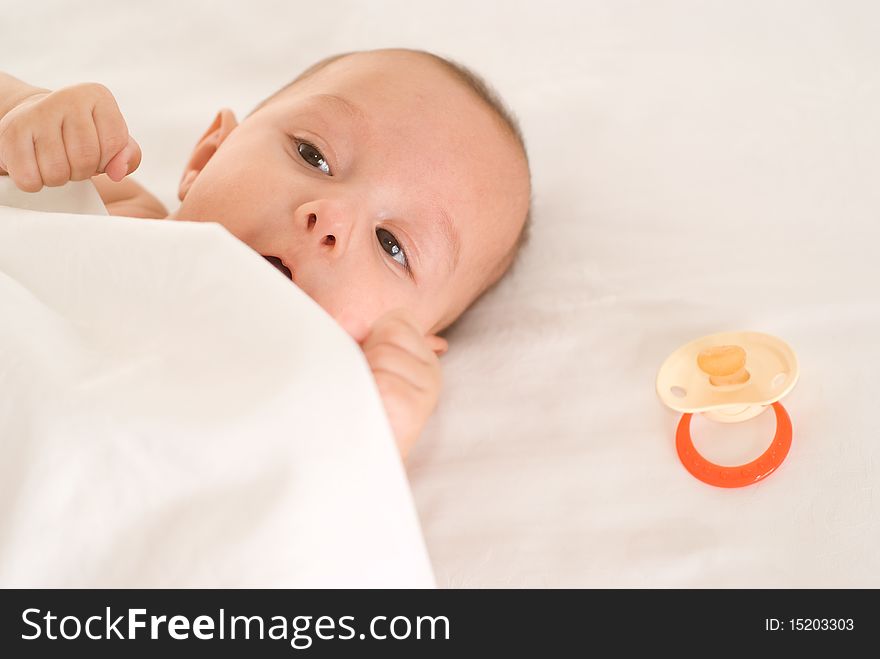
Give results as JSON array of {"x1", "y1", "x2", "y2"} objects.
[{"x1": 168, "y1": 48, "x2": 531, "y2": 343}]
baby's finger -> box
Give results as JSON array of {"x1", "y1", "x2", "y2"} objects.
[
  {"x1": 125, "y1": 135, "x2": 142, "y2": 172},
  {"x1": 373, "y1": 370, "x2": 427, "y2": 426},
  {"x1": 61, "y1": 110, "x2": 100, "y2": 181},
  {"x1": 365, "y1": 343, "x2": 439, "y2": 392},
  {"x1": 370, "y1": 361, "x2": 430, "y2": 395},
  {"x1": 0, "y1": 130, "x2": 42, "y2": 191},
  {"x1": 381, "y1": 309, "x2": 444, "y2": 355},
  {"x1": 364, "y1": 309, "x2": 436, "y2": 363},
  {"x1": 377, "y1": 307, "x2": 420, "y2": 332},
  {"x1": 104, "y1": 135, "x2": 141, "y2": 182},
  {"x1": 33, "y1": 130, "x2": 70, "y2": 187},
  {"x1": 91, "y1": 94, "x2": 130, "y2": 174},
  {"x1": 426, "y1": 335, "x2": 448, "y2": 356},
  {"x1": 367, "y1": 323, "x2": 436, "y2": 366},
  {"x1": 384, "y1": 308, "x2": 449, "y2": 357}
]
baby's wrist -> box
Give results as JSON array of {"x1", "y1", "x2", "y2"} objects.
[{"x1": 0, "y1": 74, "x2": 50, "y2": 122}]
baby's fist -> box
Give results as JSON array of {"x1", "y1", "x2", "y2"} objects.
[
  {"x1": 360, "y1": 309, "x2": 447, "y2": 461},
  {"x1": 0, "y1": 82, "x2": 141, "y2": 192}
]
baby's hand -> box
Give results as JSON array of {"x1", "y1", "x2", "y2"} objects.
[
  {"x1": 0, "y1": 82, "x2": 141, "y2": 192},
  {"x1": 360, "y1": 309, "x2": 448, "y2": 461}
]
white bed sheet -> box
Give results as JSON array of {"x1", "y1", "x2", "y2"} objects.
[{"x1": 3, "y1": 0, "x2": 878, "y2": 587}]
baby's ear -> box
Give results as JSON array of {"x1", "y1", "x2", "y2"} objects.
[{"x1": 177, "y1": 108, "x2": 239, "y2": 200}]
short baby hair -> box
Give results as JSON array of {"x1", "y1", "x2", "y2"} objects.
[{"x1": 248, "y1": 49, "x2": 532, "y2": 329}]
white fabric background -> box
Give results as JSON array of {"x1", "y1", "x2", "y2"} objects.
[{"x1": 3, "y1": 1, "x2": 879, "y2": 587}]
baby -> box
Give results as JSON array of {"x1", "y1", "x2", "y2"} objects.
[{"x1": 0, "y1": 48, "x2": 532, "y2": 459}]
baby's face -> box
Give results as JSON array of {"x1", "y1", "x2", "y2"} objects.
[{"x1": 168, "y1": 50, "x2": 529, "y2": 343}]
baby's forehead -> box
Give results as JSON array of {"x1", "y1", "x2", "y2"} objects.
[
  {"x1": 293, "y1": 51, "x2": 483, "y2": 117},
  {"x1": 290, "y1": 58, "x2": 513, "y2": 177},
  {"x1": 309, "y1": 50, "x2": 453, "y2": 87}
]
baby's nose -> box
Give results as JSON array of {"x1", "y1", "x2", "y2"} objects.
[{"x1": 307, "y1": 212, "x2": 343, "y2": 249}]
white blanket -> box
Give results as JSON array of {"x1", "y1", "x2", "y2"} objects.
[
  {"x1": 4, "y1": 1, "x2": 880, "y2": 589},
  {"x1": 0, "y1": 182, "x2": 434, "y2": 587}
]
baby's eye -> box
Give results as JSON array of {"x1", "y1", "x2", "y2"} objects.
[
  {"x1": 296, "y1": 141, "x2": 331, "y2": 175},
  {"x1": 376, "y1": 227, "x2": 408, "y2": 269}
]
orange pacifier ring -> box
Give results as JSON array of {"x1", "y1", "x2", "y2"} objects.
[{"x1": 675, "y1": 401, "x2": 792, "y2": 488}]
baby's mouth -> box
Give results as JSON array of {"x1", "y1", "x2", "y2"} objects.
[{"x1": 262, "y1": 254, "x2": 293, "y2": 280}]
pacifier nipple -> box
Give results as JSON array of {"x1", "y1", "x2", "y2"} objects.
[{"x1": 697, "y1": 345, "x2": 750, "y2": 386}]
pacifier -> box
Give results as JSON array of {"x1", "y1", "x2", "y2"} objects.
[{"x1": 656, "y1": 331, "x2": 799, "y2": 488}]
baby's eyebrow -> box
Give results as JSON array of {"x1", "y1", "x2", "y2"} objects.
[
  {"x1": 433, "y1": 205, "x2": 461, "y2": 275},
  {"x1": 310, "y1": 93, "x2": 366, "y2": 125}
]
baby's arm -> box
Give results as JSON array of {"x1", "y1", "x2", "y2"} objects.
[
  {"x1": 0, "y1": 72, "x2": 50, "y2": 122},
  {"x1": 91, "y1": 173, "x2": 168, "y2": 219}
]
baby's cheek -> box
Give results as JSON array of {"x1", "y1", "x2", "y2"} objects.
[
  {"x1": 318, "y1": 297, "x2": 375, "y2": 345},
  {"x1": 339, "y1": 314, "x2": 371, "y2": 345},
  {"x1": 305, "y1": 278, "x2": 402, "y2": 344}
]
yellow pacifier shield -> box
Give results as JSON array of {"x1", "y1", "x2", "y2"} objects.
[{"x1": 656, "y1": 331, "x2": 799, "y2": 423}]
